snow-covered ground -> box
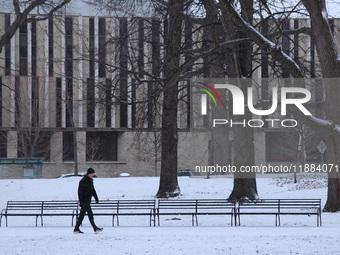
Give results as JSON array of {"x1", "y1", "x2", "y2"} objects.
[{"x1": 1, "y1": 175, "x2": 340, "y2": 255}]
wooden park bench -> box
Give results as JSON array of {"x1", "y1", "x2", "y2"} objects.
[
  {"x1": 91, "y1": 200, "x2": 157, "y2": 226},
  {"x1": 156, "y1": 199, "x2": 236, "y2": 226},
  {"x1": 0, "y1": 200, "x2": 79, "y2": 227},
  {"x1": 0, "y1": 200, "x2": 157, "y2": 227},
  {"x1": 235, "y1": 199, "x2": 322, "y2": 227},
  {"x1": 0, "y1": 198, "x2": 322, "y2": 227}
]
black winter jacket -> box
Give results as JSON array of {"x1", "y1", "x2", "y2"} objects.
[{"x1": 78, "y1": 175, "x2": 99, "y2": 206}]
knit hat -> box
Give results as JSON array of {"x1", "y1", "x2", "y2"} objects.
[{"x1": 87, "y1": 168, "x2": 95, "y2": 175}]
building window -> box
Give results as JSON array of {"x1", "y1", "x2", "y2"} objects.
[
  {"x1": 281, "y1": 19, "x2": 290, "y2": 78},
  {"x1": 32, "y1": 77, "x2": 39, "y2": 127},
  {"x1": 131, "y1": 79, "x2": 136, "y2": 128},
  {"x1": 31, "y1": 22, "x2": 37, "y2": 76},
  {"x1": 120, "y1": 18, "x2": 128, "y2": 128},
  {"x1": 15, "y1": 76, "x2": 20, "y2": 126},
  {"x1": 184, "y1": 19, "x2": 193, "y2": 65},
  {"x1": 19, "y1": 23, "x2": 28, "y2": 76},
  {"x1": 311, "y1": 37, "x2": 315, "y2": 78},
  {"x1": 86, "y1": 132, "x2": 117, "y2": 161},
  {"x1": 87, "y1": 78, "x2": 95, "y2": 127},
  {"x1": 89, "y1": 18, "x2": 95, "y2": 78},
  {"x1": 56, "y1": 78, "x2": 62, "y2": 127},
  {"x1": 138, "y1": 19, "x2": 144, "y2": 78},
  {"x1": 0, "y1": 131, "x2": 7, "y2": 157},
  {"x1": 106, "y1": 78, "x2": 112, "y2": 127},
  {"x1": 49, "y1": 17, "x2": 54, "y2": 76},
  {"x1": 63, "y1": 131, "x2": 74, "y2": 161},
  {"x1": 17, "y1": 131, "x2": 51, "y2": 161},
  {"x1": 65, "y1": 17, "x2": 73, "y2": 77},
  {"x1": 66, "y1": 78, "x2": 73, "y2": 127},
  {"x1": 98, "y1": 18, "x2": 106, "y2": 77},
  {"x1": 5, "y1": 14, "x2": 11, "y2": 76},
  {"x1": 293, "y1": 19, "x2": 299, "y2": 64}
]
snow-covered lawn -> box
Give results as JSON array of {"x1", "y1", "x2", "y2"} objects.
[{"x1": 1, "y1": 175, "x2": 340, "y2": 255}]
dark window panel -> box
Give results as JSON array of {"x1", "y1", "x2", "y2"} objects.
[
  {"x1": 19, "y1": 23, "x2": 28, "y2": 76},
  {"x1": 86, "y1": 132, "x2": 117, "y2": 161},
  {"x1": 89, "y1": 18, "x2": 95, "y2": 78},
  {"x1": 5, "y1": 14, "x2": 11, "y2": 76},
  {"x1": 31, "y1": 22, "x2": 37, "y2": 76},
  {"x1": 65, "y1": 17, "x2": 73, "y2": 77},
  {"x1": 63, "y1": 131, "x2": 74, "y2": 161},
  {"x1": 65, "y1": 78, "x2": 73, "y2": 127},
  {"x1": 106, "y1": 79, "x2": 112, "y2": 127},
  {"x1": 98, "y1": 18, "x2": 106, "y2": 77},
  {"x1": 0, "y1": 131, "x2": 7, "y2": 157},
  {"x1": 87, "y1": 78, "x2": 95, "y2": 127},
  {"x1": 120, "y1": 18, "x2": 128, "y2": 128},
  {"x1": 138, "y1": 19, "x2": 144, "y2": 78},
  {"x1": 32, "y1": 77, "x2": 39, "y2": 127},
  {"x1": 131, "y1": 79, "x2": 136, "y2": 128},
  {"x1": 49, "y1": 17, "x2": 54, "y2": 76},
  {"x1": 56, "y1": 78, "x2": 62, "y2": 127},
  {"x1": 15, "y1": 76, "x2": 20, "y2": 125},
  {"x1": 282, "y1": 19, "x2": 290, "y2": 78}
]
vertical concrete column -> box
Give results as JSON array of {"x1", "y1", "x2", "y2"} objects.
[
  {"x1": 51, "y1": 131, "x2": 63, "y2": 164},
  {"x1": 76, "y1": 131, "x2": 86, "y2": 171},
  {"x1": 7, "y1": 131, "x2": 18, "y2": 158}
]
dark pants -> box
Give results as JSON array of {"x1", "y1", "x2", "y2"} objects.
[{"x1": 75, "y1": 203, "x2": 97, "y2": 230}]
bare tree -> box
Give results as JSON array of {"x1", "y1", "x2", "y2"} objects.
[
  {"x1": 219, "y1": 0, "x2": 340, "y2": 211},
  {"x1": 0, "y1": 0, "x2": 72, "y2": 52}
]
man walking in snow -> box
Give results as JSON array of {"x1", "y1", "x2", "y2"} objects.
[{"x1": 74, "y1": 168, "x2": 103, "y2": 234}]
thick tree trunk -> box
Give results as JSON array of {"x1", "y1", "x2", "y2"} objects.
[
  {"x1": 322, "y1": 81, "x2": 340, "y2": 211},
  {"x1": 220, "y1": 0, "x2": 258, "y2": 200},
  {"x1": 301, "y1": 0, "x2": 340, "y2": 212},
  {"x1": 202, "y1": 0, "x2": 230, "y2": 174},
  {"x1": 155, "y1": 0, "x2": 184, "y2": 198},
  {"x1": 228, "y1": 109, "x2": 258, "y2": 201}
]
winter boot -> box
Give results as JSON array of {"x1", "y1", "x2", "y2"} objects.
[
  {"x1": 94, "y1": 227, "x2": 103, "y2": 234},
  {"x1": 74, "y1": 228, "x2": 84, "y2": 234}
]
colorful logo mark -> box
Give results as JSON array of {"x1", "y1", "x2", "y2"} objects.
[{"x1": 195, "y1": 82, "x2": 222, "y2": 115}]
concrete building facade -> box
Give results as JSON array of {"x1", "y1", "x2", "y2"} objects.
[{"x1": 0, "y1": 13, "x2": 328, "y2": 178}]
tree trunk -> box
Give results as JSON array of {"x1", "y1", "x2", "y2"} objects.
[
  {"x1": 220, "y1": 0, "x2": 258, "y2": 200},
  {"x1": 301, "y1": 0, "x2": 340, "y2": 212},
  {"x1": 202, "y1": 0, "x2": 230, "y2": 175},
  {"x1": 155, "y1": 0, "x2": 184, "y2": 198}
]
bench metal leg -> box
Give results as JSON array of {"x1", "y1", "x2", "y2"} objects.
[
  {"x1": 277, "y1": 214, "x2": 281, "y2": 226},
  {"x1": 149, "y1": 214, "x2": 156, "y2": 227},
  {"x1": 36, "y1": 215, "x2": 43, "y2": 227},
  {"x1": 236, "y1": 214, "x2": 240, "y2": 226},
  {"x1": 193, "y1": 214, "x2": 198, "y2": 226},
  {"x1": 318, "y1": 214, "x2": 322, "y2": 227},
  {"x1": 275, "y1": 214, "x2": 277, "y2": 226},
  {"x1": 191, "y1": 214, "x2": 198, "y2": 226},
  {"x1": 0, "y1": 215, "x2": 8, "y2": 227}
]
